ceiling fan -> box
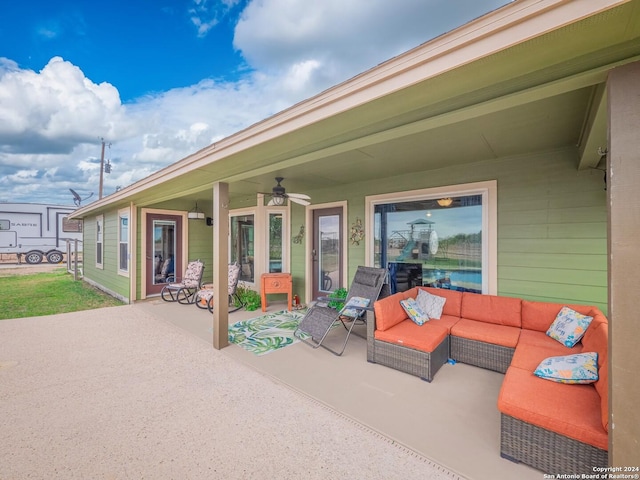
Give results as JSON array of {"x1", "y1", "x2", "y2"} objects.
[{"x1": 263, "y1": 177, "x2": 310, "y2": 206}]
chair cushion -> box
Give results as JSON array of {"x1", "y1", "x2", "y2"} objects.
[
  {"x1": 534, "y1": 352, "x2": 599, "y2": 384},
  {"x1": 340, "y1": 296, "x2": 370, "y2": 317},
  {"x1": 498, "y1": 366, "x2": 607, "y2": 450},
  {"x1": 400, "y1": 297, "x2": 429, "y2": 325},
  {"x1": 461, "y1": 292, "x2": 522, "y2": 327},
  {"x1": 511, "y1": 331, "x2": 582, "y2": 371},
  {"x1": 418, "y1": 287, "x2": 463, "y2": 317},
  {"x1": 415, "y1": 289, "x2": 446, "y2": 319},
  {"x1": 373, "y1": 288, "x2": 419, "y2": 331},
  {"x1": 450, "y1": 319, "x2": 521, "y2": 348},
  {"x1": 375, "y1": 320, "x2": 448, "y2": 352},
  {"x1": 521, "y1": 300, "x2": 599, "y2": 332},
  {"x1": 546, "y1": 306, "x2": 593, "y2": 348}
]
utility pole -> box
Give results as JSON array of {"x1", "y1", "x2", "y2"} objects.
[{"x1": 99, "y1": 139, "x2": 106, "y2": 199}]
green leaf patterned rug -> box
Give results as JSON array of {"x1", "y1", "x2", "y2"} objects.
[{"x1": 228, "y1": 309, "x2": 309, "y2": 355}]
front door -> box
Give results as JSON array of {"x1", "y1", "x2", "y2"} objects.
[
  {"x1": 312, "y1": 207, "x2": 343, "y2": 299},
  {"x1": 145, "y1": 213, "x2": 183, "y2": 296}
]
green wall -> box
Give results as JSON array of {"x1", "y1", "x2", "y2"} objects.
[
  {"x1": 83, "y1": 146, "x2": 608, "y2": 314},
  {"x1": 298, "y1": 147, "x2": 607, "y2": 313},
  {"x1": 82, "y1": 210, "x2": 131, "y2": 302}
]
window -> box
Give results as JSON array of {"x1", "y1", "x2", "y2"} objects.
[
  {"x1": 62, "y1": 217, "x2": 83, "y2": 233},
  {"x1": 267, "y1": 212, "x2": 284, "y2": 273},
  {"x1": 118, "y1": 210, "x2": 129, "y2": 274},
  {"x1": 96, "y1": 215, "x2": 104, "y2": 268},
  {"x1": 367, "y1": 182, "x2": 496, "y2": 294},
  {"x1": 230, "y1": 214, "x2": 255, "y2": 283}
]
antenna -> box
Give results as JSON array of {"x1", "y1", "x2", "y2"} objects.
[{"x1": 69, "y1": 188, "x2": 94, "y2": 207}]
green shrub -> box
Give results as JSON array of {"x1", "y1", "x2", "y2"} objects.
[
  {"x1": 235, "y1": 283, "x2": 262, "y2": 311},
  {"x1": 327, "y1": 287, "x2": 348, "y2": 310}
]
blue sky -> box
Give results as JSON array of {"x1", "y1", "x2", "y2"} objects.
[{"x1": 0, "y1": 0, "x2": 509, "y2": 205}]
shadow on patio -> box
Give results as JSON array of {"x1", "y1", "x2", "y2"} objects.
[{"x1": 139, "y1": 298, "x2": 542, "y2": 480}]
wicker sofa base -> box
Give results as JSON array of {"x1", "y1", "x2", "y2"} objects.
[
  {"x1": 368, "y1": 336, "x2": 449, "y2": 382},
  {"x1": 450, "y1": 336, "x2": 514, "y2": 374},
  {"x1": 501, "y1": 414, "x2": 608, "y2": 474}
]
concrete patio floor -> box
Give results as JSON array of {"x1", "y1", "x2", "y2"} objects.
[
  {"x1": 138, "y1": 298, "x2": 542, "y2": 480},
  {"x1": 1, "y1": 294, "x2": 543, "y2": 480}
]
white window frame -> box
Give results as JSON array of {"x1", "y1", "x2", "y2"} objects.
[
  {"x1": 95, "y1": 215, "x2": 104, "y2": 269},
  {"x1": 117, "y1": 208, "x2": 130, "y2": 276},
  {"x1": 365, "y1": 180, "x2": 497, "y2": 295}
]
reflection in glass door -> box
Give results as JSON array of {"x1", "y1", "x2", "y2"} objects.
[
  {"x1": 268, "y1": 212, "x2": 283, "y2": 273},
  {"x1": 312, "y1": 207, "x2": 343, "y2": 299},
  {"x1": 230, "y1": 214, "x2": 255, "y2": 283},
  {"x1": 145, "y1": 213, "x2": 182, "y2": 297},
  {"x1": 153, "y1": 220, "x2": 176, "y2": 285}
]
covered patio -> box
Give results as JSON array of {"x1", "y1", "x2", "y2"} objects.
[{"x1": 71, "y1": 0, "x2": 640, "y2": 468}]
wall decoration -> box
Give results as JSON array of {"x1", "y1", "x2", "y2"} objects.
[
  {"x1": 350, "y1": 218, "x2": 365, "y2": 245},
  {"x1": 293, "y1": 225, "x2": 305, "y2": 244}
]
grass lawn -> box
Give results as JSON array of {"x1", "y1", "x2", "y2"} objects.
[{"x1": 0, "y1": 269, "x2": 124, "y2": 320}]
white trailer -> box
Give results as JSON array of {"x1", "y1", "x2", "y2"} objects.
[{"x1": 0, "y1": 203, "x2": 83, "y2": 264}]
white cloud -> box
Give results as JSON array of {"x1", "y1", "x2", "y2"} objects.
[
  {"x1": 0, "y1": 56, "x2": 132, "y2": 155},
  {"x1": 0, "y1": 0, "x2": 508, "y2": 204}
]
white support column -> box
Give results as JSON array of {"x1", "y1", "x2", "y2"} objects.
[{"x1": 212, "y1": 182, "x2": 230, "y2": 350}]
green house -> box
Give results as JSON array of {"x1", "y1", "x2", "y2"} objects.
[{"x1": 71, "y1": 1, "x2": 640, "y2": 464}]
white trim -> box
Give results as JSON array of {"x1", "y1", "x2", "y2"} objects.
[
  {"x1": 305, "y1": 201, "x2": 348, "y2": 303},
  {"x1": 365, "y1": 180, "x2": 497, "y2": 295}
]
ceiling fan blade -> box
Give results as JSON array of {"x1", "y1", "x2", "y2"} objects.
[
  {"x1": 289, "y1": 197, "x2": 310, "y2": 206},
  {"x1": 286, "y1": 192, "x2": 311, "y2": 200}
]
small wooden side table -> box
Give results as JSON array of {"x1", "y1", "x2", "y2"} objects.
[{"x1": 261, "y1": 273, "x2": 292, "y2": 312}]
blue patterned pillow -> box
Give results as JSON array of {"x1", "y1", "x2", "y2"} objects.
[
  {"x1": 400, "y1": 297, "x2": 429, "y2": 325},
  {"x1": 534, "y1": 352, "x2": 599, "y2": 384},
  {"x1": 340, "y1": 296, "x2": 370, "y2": 318},
  {"x1": 415, "y1": 289, "x2": 446, "y2": 320},
  {"x1": 546, "y1": 306, "x2": 593, "y2": 347}
]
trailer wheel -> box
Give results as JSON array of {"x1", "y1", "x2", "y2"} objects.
[
  {"x1": 25, "y1": 251, "x2": 44, "y2": 264},
  {"x1": 46, "y1": 251, "x2": 64, "y2": 264}
]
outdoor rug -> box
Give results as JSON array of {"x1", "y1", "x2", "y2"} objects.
[{"x1": 228, "y1": 309, "x2": 309, "y2": 355}]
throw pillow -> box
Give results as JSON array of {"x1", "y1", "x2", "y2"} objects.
[
  {"x1": 534, "y1": 352, "x2": 599, "y2": 384},
  {"x1": 415, "y1": 289, "x2": 446, "y2": 319},
  {"x1": 400, "y1": 297, "x2": 429, "y2": 325},
  {"x1": 340, "y1": 296, "x2": 370, "y2": 318},
  {"x1": 546, "y1": 306, "x2": 594, "y2": 347}
]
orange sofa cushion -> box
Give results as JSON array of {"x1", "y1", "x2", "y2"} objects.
[
  {"x1": 521, "y1": 300, "x2": 606, "y2": 333},
  {"x1": 375, "y1": 321, "x2": 448, "y2": 352},
  {"x1": 461, "y1": 292, "x2": 522, "y2": 328},
  {"x1": 450, "y1": 318, "x2": 521, "y2": 348},
  {"x1": 516, "y1": 329, "x2": 584, "y2": 351},
  {"x1": 417, "y1": 287, "x2": 463, "y2": 317},
  {"x1": 374, "y1": 288, "x2": 418, "y2": 331},
  {"x1": 498, "y1": 366, "x2": 607, "y2": 450},
  {"x1": 510, "y1": 338, "x2": 582, "y2": 371}
]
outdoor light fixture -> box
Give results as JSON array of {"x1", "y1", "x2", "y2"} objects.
[
  {"x1": 437, "y1": 197, "x2": 453, "y2": 207},
  {"x1": 187, "y1": 202, "x2": 206, "y2": 220},
  {"x1": 270, "y1": 195, "x2": 286, "y2": 206}
]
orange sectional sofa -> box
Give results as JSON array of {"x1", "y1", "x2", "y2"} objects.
[{"x1": 367, "y1": 286, "x2": 608, "y2": 474}]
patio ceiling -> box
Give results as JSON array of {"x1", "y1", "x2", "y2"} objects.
[{"x1": 73, "y1": 0, "x2": 640, "y2": 213}]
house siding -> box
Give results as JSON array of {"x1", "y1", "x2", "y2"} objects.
[
  {"x1": 300, "y1": 147, "x2": 607, "y2": 313},
  {"x1": 82, "y1": 210, "x2": 130, "y2": 302}
]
